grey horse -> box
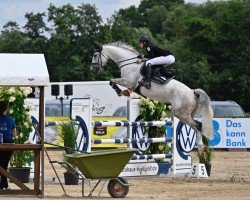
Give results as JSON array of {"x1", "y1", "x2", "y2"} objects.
[{"x1": 90, "y1": 42, "x2": 214, "y2": 148}]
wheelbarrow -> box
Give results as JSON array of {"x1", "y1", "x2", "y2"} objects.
[{"x1": 52, "y1": 148, "x2": 138, "y2": 198}]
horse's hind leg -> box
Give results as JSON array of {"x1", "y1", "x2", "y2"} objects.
[{"x1": 194, "y1": 119, "x2": 202, "y2": 132}]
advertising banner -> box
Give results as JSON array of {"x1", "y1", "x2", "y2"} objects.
[{"x1": 210, "y1": 118, "x2": 250, "y2": 148}]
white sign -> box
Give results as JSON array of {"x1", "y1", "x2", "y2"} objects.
[
  {"x1": 189, "y1": 163, "x2": 208, "y2": 178},
  {"x1": 70, "y1": 98, "x2": 92, "y2": 152},
  {"x1": 70, "y1": 98, "x2": 92, "y2": 120},
  {"x1": 120, "y1": 162, "x2": 158, "y2": 177},
  {"x1": 45, "y1": 81, "x2": 127, "y2": 116},
  {"x1": 172, "y1": 118, "x2": 193, "y2": 174},
  {"x1": 210, "y1": 118, "x2": 250, "y2": 148}
]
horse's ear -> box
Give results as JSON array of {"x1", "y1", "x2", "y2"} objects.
[{"x1": 99, "y1": 45, "x2": 103, "y2": 51}]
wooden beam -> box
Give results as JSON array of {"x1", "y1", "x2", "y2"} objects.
[
  {"x1": 0, "y1": 144, "x2": 42, "y2": 196},
  {"x1": 0, "y1": 144, "x2": 42, "y2": 151},
  {"x1": 0, "y1": 189, "x2": 41, "y2": 195},
  {"x1": 0, "y1": 166, "x2": 29, "y2": 190},
  {"x1": 33, "y1": 149, "x2": 41, "y2": 191}
]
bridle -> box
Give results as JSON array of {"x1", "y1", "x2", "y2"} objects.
[
  {"x1": 91, "y1": 49, "x2": 109, "y2": 68},
  {"x1": 92, "y1": 47, "x2": 139, "y2": 69}
]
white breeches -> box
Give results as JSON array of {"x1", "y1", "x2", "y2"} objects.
[{"x1": 146, "y1": 55, "x2": 175, "y2": 66}]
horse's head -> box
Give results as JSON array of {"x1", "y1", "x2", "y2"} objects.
[{"x1": 90, "y1": 46, "x2": 109, "y2": 75}]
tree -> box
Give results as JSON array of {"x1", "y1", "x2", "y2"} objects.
[
  {"x1": 147, "y1": 5, "x2": 167, "y2": 35},
  {"x1": 116, "y1": 5, "x2": 143, "y2": 27},
  {"x1": 138, "y1": 0, "x2": 184, "y2": 24},
  {"x1": 75, "y1": 3, "x2": 103, "y2": 80},
  {"x1": 2, "y1": 21, "x2": 20, "y2": 32},
  {"x1": 46, "y1": 3, "x2": 104, "y2": 81},
  {"x1": 0, "y1": 21, "x2": 28, "y2": 53},
  {"x1": 24, "y1": 12, "x2": 48, "y2": 38},
  {"x1": 23, "y1": 12, "x2": 49, "y2": 54}
]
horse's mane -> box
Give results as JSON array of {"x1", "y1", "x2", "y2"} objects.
[{"x1": 105, "y1": 41, "x2": 138, "y2": 54}]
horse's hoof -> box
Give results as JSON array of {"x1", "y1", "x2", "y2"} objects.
[
  {"x1": 123, "y1": 90, "x2": 130, "y2": 96},
  {"x1": 109, "y1": 81, "x2": 114, "y2": 86}
]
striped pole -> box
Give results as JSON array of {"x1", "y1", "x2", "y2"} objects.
[
  {"x1": 92, "y1": 120, "x2": 172, "y2": 127},
  {"x1": 45, "y1": 121, "x2": 77, "y2": 127},
  {"x1": 131, "y1": 153, "x2": 172, "y2": 160},
  {"x1": 92, "y1": 137, "x2": 172, "y2": 144}
]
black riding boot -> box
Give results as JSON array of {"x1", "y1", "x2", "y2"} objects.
[{"x1": 139, "y1": 64, "x2": 152, "y2": 89}]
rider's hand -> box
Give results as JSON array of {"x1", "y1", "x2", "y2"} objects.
[{"x1": 136, "y1": 59, "x2": 141, "y2": 64}]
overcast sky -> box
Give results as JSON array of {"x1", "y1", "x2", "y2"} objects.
[{"x1": 0, "y1": 0, "x2": 210, "y2": 30}]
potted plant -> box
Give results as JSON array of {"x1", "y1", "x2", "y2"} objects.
[
  {"x1": 0, "y1": 87, "x2": 34, "y2": 183},
  {"x1": 58, "y1": 121, "x2": 79, "y2": 185},
  {"x1": 197, "y1": 135, "x2": 213, "y2": 176},
  {"x1": 139, "y1": 98, "x2": 171, "y2": 175}
]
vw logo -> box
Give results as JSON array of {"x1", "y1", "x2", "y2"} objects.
[
  {"x1": 132, "y1": 116, "x2": 150, "y2": 152},
  {"x1": 176, "y1": 121, "x2": 197, "y2": 160}
]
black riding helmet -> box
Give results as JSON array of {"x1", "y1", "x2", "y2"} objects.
[{"x1": 138, "y1": 35, "x2": 150, "y2": 43}]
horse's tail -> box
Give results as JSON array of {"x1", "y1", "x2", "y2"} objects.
[{"x1": 194, "y1": 89, "x2": 214, "y2": 139}]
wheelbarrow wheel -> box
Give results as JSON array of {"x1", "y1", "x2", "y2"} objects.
[{"x1": 107, "y1": 177, "x2": 129, "y2": 198}]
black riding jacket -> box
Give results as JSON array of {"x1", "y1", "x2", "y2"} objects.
[{"x1": 144, "y1": 42, "x2": 173, "y2": 59}]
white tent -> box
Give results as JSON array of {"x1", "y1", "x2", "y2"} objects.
[
  {"x1": 0, "y1": 53, "x2": 49, "y2": 86},
  {"x1": 0, "y1": 53, "x2": 49, "y2": 197}
]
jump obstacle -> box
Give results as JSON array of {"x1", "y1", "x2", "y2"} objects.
[
  {"x1": 68, "y1": 98, "x2": 194, "y2": 176},
  {"x1": 91, "y1": 120, "x2": 173, "y2": 162}
]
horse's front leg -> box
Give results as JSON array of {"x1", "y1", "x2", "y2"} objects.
[
  {"x1": 111, "y1": 78, "x2": 131, "y2": 87},
  {"x1": 110, "y1": 79, "x2": 132, "y2": 97}
]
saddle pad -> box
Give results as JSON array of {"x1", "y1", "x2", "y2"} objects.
[{"x1": 140, "y1": 64, "x2": 175, "y2": 85}]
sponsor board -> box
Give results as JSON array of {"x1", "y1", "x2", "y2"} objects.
[
  {"x1": 120, "y1": 162, "x2": 158, "y2": 177},
  {"x1": 210, "y1": 118, "x2": 250, "y2": 148},
  {"x1": 172, "y1": 118, "x2": 194, "y2": 174},
  {"x1": 70, "y1": 98, "x2": 92, "y2": 152}
]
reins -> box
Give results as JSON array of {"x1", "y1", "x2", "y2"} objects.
[
  {"x1": 117, "y1": 56, "x2": 138, "y2": 64},
  {"x1": 93, "y1": 48, "x2": 140, "y2": 69},
  {"x1": 118, "y1": 56, "x2": 139, "y2": 69}
]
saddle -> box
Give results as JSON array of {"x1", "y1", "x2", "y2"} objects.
[{"x1": 140, "y1": 63, "x2": 175, "y2": 85}]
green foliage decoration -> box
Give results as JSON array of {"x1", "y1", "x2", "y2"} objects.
[
  {"x1": 58, "y1": 121, "x2": 77, "y2": 154},
  {"x1": 57, "y1": 121, "x2": 78, "y2": 171},
  {"x1": 139, "y1": 98, "x2": 171, "y2": 156},
  {"x1": 197, "y1": 135, "x2": 213, "y2": 165},
  {"x1": 0, "y1": 87, "x2": 33, "y2": 168}
]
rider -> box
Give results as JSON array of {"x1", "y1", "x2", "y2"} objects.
[{"x1": 137, "y1": 35, "x2": 175, "y2": 89}]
